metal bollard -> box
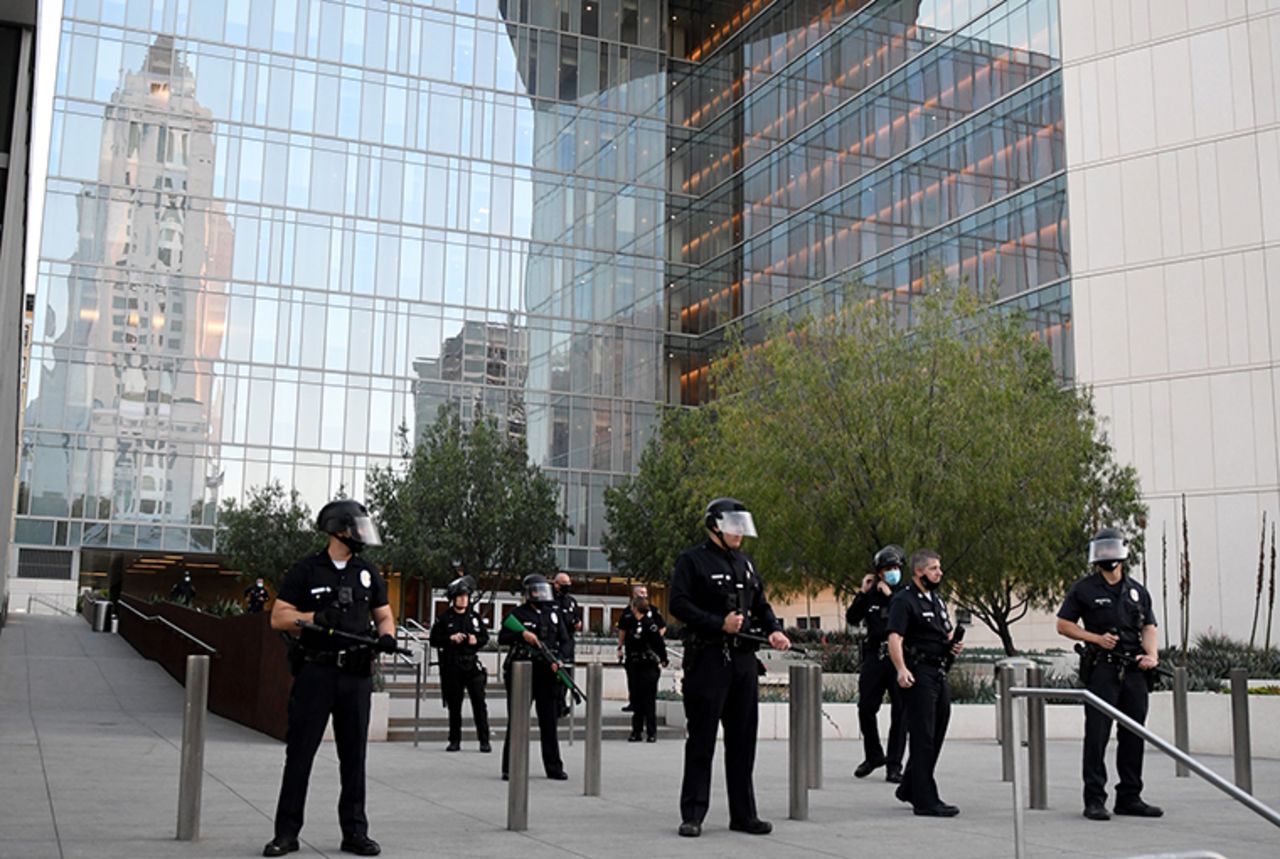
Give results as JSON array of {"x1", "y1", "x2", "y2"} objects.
[
  {"x1": 567, "y1": 667, "x2": 575, "y2": 748},
  {"x1": 413, "y1": 658, "x2": 422, "y2": 748},
  {"x1": 807, "y1": 663, "x2": 822, "y2": 789},
  {"x1": 176, "y1": 655, "x2": 210, "y2": 841},
  {"x1": 506, "y1": 661, "x2": 532, "y2": 831},
  {"x1": 1173, "y1": 665, "x2": 1189, "y2": 777},
  {"x1": 1229, "y1": 667, "x2": 1252, "y2": 793},
  {"x1": 788, "y1": 663, "x2": 810, "y2": 820},
  {"x1": 998, "y1": 658, "x2": 1034, "y2": 782},
  {"x1": 584, "y1": 663, "x2": 603, "y2": 797},
  {"x1": 1010, "y1": 693, "x2": 1029, "y2": 859},
  {"x1": 1025, "y1": 664, "x2": 1047, "y2": 810}
]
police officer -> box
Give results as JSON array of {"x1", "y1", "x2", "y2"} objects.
[
  {"x1": 429, "y1": 575, "x2": 491, "y2": 753},
  {"x1": 263, "y1": 499, "x2": 397, "y2": 858},
  {"x1": 1056, "y1": 527, "x2": 1163, "y2": 821},
  {"x1": 552, "y1": 572, "x2": 582, "y2": 718},
  {"x1": 670, "y1": 497, "x2": 790, "y2": 838},
  {"x1": 846, "y1": 544, "x2": 907, "y2": 782},
  {"x1": 170, "y1": 571, "x2": 196, "y2": 605},
  {"x1": 498, "y1": 574, "x2": 570, "y2": 781},
  {"x1": 617, "y1": 584, "x2": 668, "y2": 742},
  {"x1": 244, "y1": 578, "x2": 270, "y2": 613},
  {"x1": 888, "y1": 549, "x2": 964, "y2": 817}
]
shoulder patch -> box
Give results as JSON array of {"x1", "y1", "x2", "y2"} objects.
[
  {"x1": 360, "y1": 569, "x2": 372, "y2": 588},
  {"x1": 1130, "y1": 587, "x2": 1140, "y2": 602}
]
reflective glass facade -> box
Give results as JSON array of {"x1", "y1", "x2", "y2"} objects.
[
  {"x1": 667, "y1": 0, "x2": 1070, "y2": 404},
  {"x1": 16, "y1": 0, "x2": 1071, "y2": 582},
  {"x1": 21, "y1": 0, "x2": 667, "y2": 574}
]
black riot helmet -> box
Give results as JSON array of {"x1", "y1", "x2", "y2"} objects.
[
  {"x1": 522, "y1": 574, "x2": 554, "y2": 605},
  {"x1": 873, "y1": 544, "x2": 906, "y2": 571},
  {"x1": 1088, "y1": 527, "x2": 1129, "y2": 567},
  {"x1": 316, "y1": 499, "x2": 382, "y2": 553},
  {"x1": 446, "y1": 575, "x2": 476, "y2": 601},
  {"x1": 704, "y1": 497, "x2": 758, "y2": 537}
]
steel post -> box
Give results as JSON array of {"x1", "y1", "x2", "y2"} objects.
[
  {"x1": 584, "y1": 663, "x2": 603, "y2": 797},
  {"x1": 807, "y1": 663, "x2": 822, "y2": 789},
  {"x1": 1011, "y1": 694, "x2": 1029, "y2": 859},
  {"x1": 506, "y1": 662, "x2": 532, "y2": 831},
  {"x1": 1230, "y1": 667, "x2": 1252, "y2": 793},
  {"x1": 1173, "y1": 665, "x2": 1189, "y2": 777},
  {"x1": 997, "y1": 658, "x2": 1034, "y2": 782},
  {"x1": 788, "y1": 663, "x2": 810, "y2": 820},
  {"x1": 176, "y1": 655, "x2": 210, "y2": 841},
  {"x1": 413, "y1": 658, "x2": 422, "y2": 748},
  {"x1": 1025, "y1": 663, "x2": 1047, "y2": 809}
]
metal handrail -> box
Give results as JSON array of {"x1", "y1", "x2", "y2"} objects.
[
  {"x1": 116, "y1": 600, "x2": 218, "y2": 655},
  {"x1": 27, "y1": 594, "x2": 75, "y2": 616},
  {"x1": 1008, "y1": 687, "x2": 1280, "y2": 834},
  {"x1": 403, "y1": 618, "x2": 429, "y2": 636},
  {"x1": 1119, "y1": 853, "x2": 1228, "y2": 859}
]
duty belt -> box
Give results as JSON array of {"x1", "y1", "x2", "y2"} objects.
[
  {"x1": 302, "y1": 648, "x2": 365, "y2": 668},
  {"x1": 909, "y1": 651, "x2": 947, "y2": 669}
]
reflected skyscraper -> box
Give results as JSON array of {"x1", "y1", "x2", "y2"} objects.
[{"x1": 21, "y1": 35, "x2": 230, "y2": 562}]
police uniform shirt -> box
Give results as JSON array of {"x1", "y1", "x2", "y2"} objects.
[
  {"x1": 555, "y1": 591, "x2": 582, "y2": 633},
  {"x1": 429, "y1": 608, "x2": 490, "y2": 661},
  {"x1": 618, "y1": 607, "x2": 668, "y2": 663},
  {"x1": 846, "y1": 583, "x2": 901, "y2": 643},
  {"x1": 498, "y1": 603, "x2": 569, "y2": 661},
  {"x1": 1057, "y1": 573, "x2": 1156, "y2": 655},
  {"x1": 669, "y1": 539, "x2": 782, "y2": 642},
  {"x1": 278, "y1": 551, "x2": 388, "y2": 651},
  {"x1": 886, "y1": 585, "x2": 952, "y2": 658}
]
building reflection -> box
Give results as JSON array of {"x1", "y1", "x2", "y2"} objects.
[{"x1": 20, "y1": 36, "x2": 231, "y2": 556}]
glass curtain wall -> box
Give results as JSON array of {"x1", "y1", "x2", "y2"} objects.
[
  {"x1": 21, "y1": 0, "x2": 668, "y2": 576},
  {"x1": 667, "y1": 0, "x2": 1070, "y2": 405}
]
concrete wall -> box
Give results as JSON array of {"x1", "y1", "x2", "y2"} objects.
[{"x1": 1061, "y1": 0, "x2": 1280, "y2": 642}]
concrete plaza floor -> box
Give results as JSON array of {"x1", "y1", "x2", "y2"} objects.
[{"x1": 1, "y1": 614, "x2": 1277, "y2": 859}]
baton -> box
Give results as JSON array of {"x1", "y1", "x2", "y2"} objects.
[
  {"x1": 732, "y1": 630, "x2": 810, "y2": 656},
  {"x1": 295, "y1": 619, "x2": 416, "y2": 658}
]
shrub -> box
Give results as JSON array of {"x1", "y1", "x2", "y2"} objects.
[{"x1": 205, "y1": 598, "x2": 245, "y2": 618}]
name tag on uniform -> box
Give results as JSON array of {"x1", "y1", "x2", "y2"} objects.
[
  {"x1": 310, "y1": 586, "x2": 331, "y2": 595},
  {"x1": 922, "y1": 611, "x2": 935, "y2": 618}
]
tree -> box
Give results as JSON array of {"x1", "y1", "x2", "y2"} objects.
[
  {"x1": 703, "y1": 284, "x2": 1147, "y2": 654},
  {"x1": 601, "y1": 407, "x2": 711, "y2": 585},
  {"x1": 216, "y1": 481, "x2": 324, "y2": 589},
  {"x1": 365, "y1": 406, "x2": 566, "y2": 594}
]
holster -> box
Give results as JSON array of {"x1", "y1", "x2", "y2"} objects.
[{"x1": 1076, "y1": 644, "x2": 1098, "y2": 685}]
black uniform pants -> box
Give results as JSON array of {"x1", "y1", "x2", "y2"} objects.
[
  {"x1": 899, "y1": 664, "x2": 950, "y2": 810},
  {"x1": 626, "y1": 659, "x2": 661, "y2": 738},
  {"x1": 442, "y1": 666, "x2": 490, "y2": 745},
  {"x1": 273, "y1": 662, "x2": 372, "y2": 840},
  {"x1": 1083, "y1": 661, "x2": 1150, "y2": 807},
  {"x1": 679, "y1": 647, "x2": 760, "y2": 825},
  {"x1": 858, "y1": 646, "x2": 906, "y2": 766},
  {"x1": 502, "y1": 662, "x2": 563, "y2": 776}
]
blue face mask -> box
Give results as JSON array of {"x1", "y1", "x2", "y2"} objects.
[{"x1": 883, "y1": 568, "x2": 901, "y2": 587}]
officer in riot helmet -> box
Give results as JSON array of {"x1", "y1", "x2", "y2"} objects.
[
  {"x1": 846, "y1": 544, "x2": 908, "y2": 782},
  {"x1": 429, "y1": 575, "x2": 491, "y2": 752},
  {"x1": 263, "y1": 499, "x2": 397, "y2": 857},
  {"x1": 669, "y1": 497, "x2": 790, "y2": 838},
  {"x1": 1057, "y1": 527, "x2": 1163, "y2": 821},
  {"x1": 498, "y1": 573, "x2": 571, "y2": 781}
]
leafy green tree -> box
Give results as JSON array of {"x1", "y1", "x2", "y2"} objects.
[
  {"x1": 704, "y1": 284, "x2": 1147, "y2": 654},
  {"x1": 216, "y1": 481, "x2": 324, "y2": 589},
  {"x1": 601, "y1": 407, "x2": 711, "y2": 585},
  {"x1": 365, "y1": 407, "x2": 566, "y2": 594}
]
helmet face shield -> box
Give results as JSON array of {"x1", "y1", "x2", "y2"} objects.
[
  {"x1": 350, "y1": 515, "x2": 382, "y2": 547},
  {"x1": 1088, "y1": 537, "x2": 1128, "y2": 565},
  {"x1": 526, "y1": 581, "x2": 554, "y2": 604},
  {"x1": 717, "y1": 510, "x2": 757, "y2": 538}
]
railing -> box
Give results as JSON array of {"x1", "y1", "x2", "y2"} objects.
[
  {"x1": 1007, "y1": 686, "x2": 1280, "y2": 859},
  {"x1": 115, "y1": 599, "x2": 218, "y2": 655},
  {"x1": 26, "y1": 594, "x2": 76, "y2": 616}
]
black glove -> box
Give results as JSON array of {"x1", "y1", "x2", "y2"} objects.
[
  {"x1": 314, "y1": 608, "x2": 343, "y2": 629},
  {"x1": 376, "y1": 634, "x2": 398, "y2": 654}
]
